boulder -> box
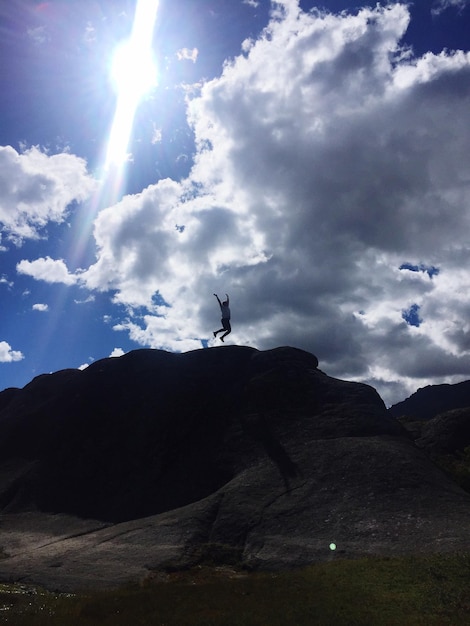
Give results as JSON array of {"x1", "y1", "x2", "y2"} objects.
[{"x1": 1, "y1": 346, "x2": 470, "y2": 591}]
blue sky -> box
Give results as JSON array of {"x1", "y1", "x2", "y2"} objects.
[{"x1": 0, "y1": 0, "x2": 470, "y2": 406}]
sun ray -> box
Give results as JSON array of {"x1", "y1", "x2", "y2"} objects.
[
  {"x1": 105, "y1": 0, "x2": 159, "y2": 171},
  {"x1": 67, "y1": 1, "x2": 159, "y2": 274}
]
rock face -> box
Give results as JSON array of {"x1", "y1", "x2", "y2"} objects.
[
  {"x1": 389, "y1": 380, "x2": 470, "y2": 421},
  {"x1": 1, "y1": 346, "x2": 470, "y2": 591},
  {"x1": 389, "y1": 379, "x2": 470, "y2": 455},
  {"x1": 416, "y1": 408, "x2": 470, "y2": 454}
]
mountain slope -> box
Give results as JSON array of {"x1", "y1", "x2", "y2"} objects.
[
  {"x1": 389, "y1": 380, "x2": 470, "y2": 421},
  {"x1": 1, "y1": 346, "x2": 470, "y2": 591}
]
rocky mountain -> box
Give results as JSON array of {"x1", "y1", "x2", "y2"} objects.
[
  {"x1": 389, "y1": 379, "x2": 470, "y2": 453},
  {"x1": 389, "y1": 380, "x2": 470, "y2": 421},
  {"x1": 1, "y1": 346, "x2": 470, "y2": 592},
  {"x1": 389, "y1": 379, "x2": 470, "y2": 499}
]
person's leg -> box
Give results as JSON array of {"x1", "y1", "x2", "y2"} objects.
[
  {"x1": 214, "y1": 318, "x2": 227, "y2": 338},
  {"x1": 220, "y1": 320, "x2": 231, "y2": 341}
]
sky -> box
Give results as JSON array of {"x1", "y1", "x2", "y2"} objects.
[{"x1": 0, "y1": 0, "x2": 470, "y2": 406}]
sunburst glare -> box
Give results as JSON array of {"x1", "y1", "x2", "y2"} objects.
[
  {"x1": 105, "y1": 0, "x2": 159, "y2": 170},
  {"x1": 68, "y1": 1, "x2": 160, "y2": 279}
]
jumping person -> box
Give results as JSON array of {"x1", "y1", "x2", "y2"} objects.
[{"x1": 213, "y1": 293, "x2": 231, "y2": 342}]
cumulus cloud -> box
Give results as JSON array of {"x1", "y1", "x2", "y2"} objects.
[
  {"x1": 32, "y1": 303, "x2": 49, "y2": 312},
  {"x1": 0, "y1": 341, "x2": 24, "y2": 363},
  {"x1": 22, "y1": 2, "x2": 470, "y2": 405},
  {"x1": 109, "y1": 347, "x2": 125, "y2": 357},
  {"x1": 0, "y1": 145, "x2": 96, "y2": 244},
  {"x1": 17, "y1": 257, "x2": 79, "y2": 285}
]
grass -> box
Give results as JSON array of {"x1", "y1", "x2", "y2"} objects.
[{"x1": 1, "y1": 552, "x2": 470, "y2": 625}]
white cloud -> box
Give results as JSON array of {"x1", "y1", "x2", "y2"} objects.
[
  {"x1": 78, "y1": 356, "x2": 95, "y2": 370},
  {"x1": 109, "y1": 347, "x2": 125, "y2": 357},
  {"x1": 432, "y1": 0, "x2": 470, "y2": 15},
  {"x1": 32, "y1": 303, "x2": 49, "y2": 312},
  {"x1": 0, "y1": 276, "x2": 13, "y2": 288},
  {"x1": 23, "y1": 2, "x2": 470, "y2": 405},
  {"x1": 176, "y1": 47, "x2": 198, "y2": 63},
  {"x1": 151, "y1": 125, "x2": 163, "y2": 144},
  {"x1": 84, "y1": 21, "x2": 96, "y2": 44},
  {"x1": 17, "y1": 257, "x2": 79, "y2": 285},
  {"x1": 0, "y1": 341, "x2": 24, "y2": 363},
  {"x1": 0, "y1": 145, "x2": 96, "y2": 244},
  {"x1": 74, "y1": 294, "x2": 96, "y2": 304}
]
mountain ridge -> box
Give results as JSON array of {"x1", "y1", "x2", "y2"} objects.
[{"x1": 389, "y1": 379, "x2": 470, "y2": 421}]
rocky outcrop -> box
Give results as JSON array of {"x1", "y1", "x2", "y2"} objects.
[
  {"x1": 415, "y1": 408, "x2": 470, "y2": 454},
  {"x1": 389, "y1": 380, "x2": 470, "y2": 421},
  {"x1": 1, "y1": 346, "x2": 470, "y2": 591},
  {"x1": 389, "y1": 379, "x2": 470, "y2": 454},
  {"x1": 0, "y1": 346, "x2": 323, "y2": 522}
]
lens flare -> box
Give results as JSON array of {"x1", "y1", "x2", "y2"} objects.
[
  {"x1": 105, "y1": 0, "x2": 159, "y2": 170},
  {"x1": 68, "y1": 2, "x2": 159, "y2": 280}
]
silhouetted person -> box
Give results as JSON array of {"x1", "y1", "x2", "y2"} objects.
[{"x1": 213, "y1": 293, "x2": 231, "y2": 342}]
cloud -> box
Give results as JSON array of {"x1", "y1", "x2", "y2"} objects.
[
  {"x1": 74, "y1": 295, "x2": 96, "y2": 304},
  {"x1": 17, "y1": 257, "x2": 79, "y2": 285},
  {"x1": 32, "y1": 303, "x2": 49, "y2": 312},
  {"x1": 24, "y1": 2, "x2": 470, "y2": 405},
  {"x1": 27, "y1": 25, "x2": 49, "y2": 45},
  {"x1": 151, "y1": 125, "x2": 163, "y2": 144},
  {"x1": 109, "y1": 347, "x2": 125, "y2": 357},
  {"x1": 0, "y1": 276, "x2": 13, "y2": 288},
  {"x1": 83, "y1": 21, "x2": 96, "y2": 44},
  {"x1": 0, "y1": 341, "x2": 24, "y2": 363},
  {"x1": 176, "y1": 48, "x2": 198, "y2": 63},
  {"x1": 0, "y1": 145, "x2": 96, "y2": 244},
  {"x1": 79, "y1": 349, "x2": 123, "y2": 370},
  {"x1": 432, "y1": 0, "x2": 470, "y2": 15}
]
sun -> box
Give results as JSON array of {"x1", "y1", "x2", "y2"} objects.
[
  {"x1": 111, "y1": 38, "x2": 157, "y2": 99},
  {"x1": 105, "y1": 0, "x2": 159, "y2": 170}
]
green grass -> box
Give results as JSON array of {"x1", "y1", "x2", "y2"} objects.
[{"x1": 1, "y1": 553, "x2": 470, "y2": 625}]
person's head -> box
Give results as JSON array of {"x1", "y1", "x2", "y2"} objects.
[{"x1": 222, "y1": 300, "x2": 228, "y2": 306}]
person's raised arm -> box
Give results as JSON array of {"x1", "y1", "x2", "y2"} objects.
[
  {"x1": 214, "y1": 293, "x2": 221, "y2": 305},
  {"x1": 225, "y1": 293, "x2": 229, "y2": 305}
]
